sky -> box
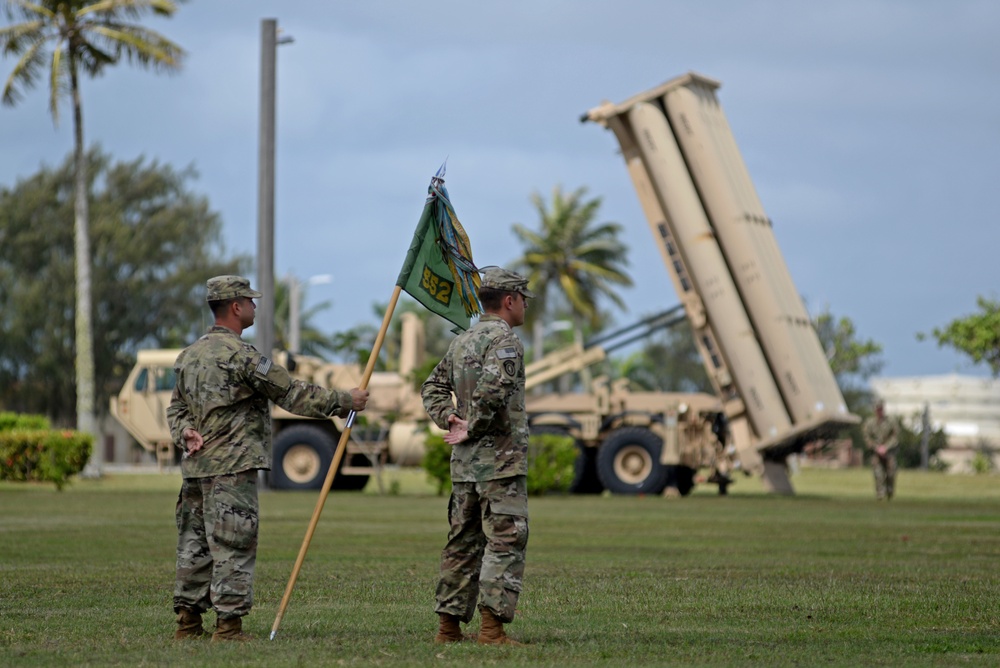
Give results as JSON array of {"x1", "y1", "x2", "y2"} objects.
[{"x1": 2, "y1": 0, "x2": 998, "y2": 380}]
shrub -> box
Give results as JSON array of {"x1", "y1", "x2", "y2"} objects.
[
  {"x1": 0, "y1": 429, "x2": 92, "y2": 490},
  {"x1": 421, "y1": 430, "x2": 578, "y2": 497},
  {"x1": 895, "y1": 422, "x2": 948, "y2": 469},
  {"x1": 971, "y1": 450, "x2": 994, "y2": 475},
  {"x1": 0, "y1": 412, "x2": 50, "y2": 432},
  {"x1": 421, "y1": 432, "x2": 452, "y2": 496},
  {"x1": 527, "y1": 432, "x2": 576, "y2": 496}
]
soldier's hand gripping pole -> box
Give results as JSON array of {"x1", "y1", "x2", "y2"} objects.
[{"x1": 270, "y1": 286, "x2": 403, "y2": 640}]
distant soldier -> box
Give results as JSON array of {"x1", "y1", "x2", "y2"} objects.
[
  {"x1": 861, "y1": 400, "x2": 899, "y2": 500},
  {"x1": 421, "y1": 267, "x2": 533, "y2": 646},
  {"x1": 167, "y1": 275, "x2": 369, "y2": 641}
]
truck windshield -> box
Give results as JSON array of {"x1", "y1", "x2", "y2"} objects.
[{"x1": 133, "y1": 367, "x2": 177, "y2": 393}]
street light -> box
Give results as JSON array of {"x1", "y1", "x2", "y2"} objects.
[
  {"x1": 287, "y1": 273, "x2": 332, "y2": 354},
  {"x1": 532, "y1": 319, "x2": 583, "y2": 394},
  {"x1": 533, "y1": 319, "x2": 573, "y2": 362}
]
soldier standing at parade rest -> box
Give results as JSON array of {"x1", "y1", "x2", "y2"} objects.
[
  {"x1": 861, "y1": 400, "x2": 900, "y2": 501},
  {"x1": 422, "y1": 267, "x2": 533, "y2": 646},
  {"x1": 167, "y1": 275, "x2": 369, "y2": 641}
]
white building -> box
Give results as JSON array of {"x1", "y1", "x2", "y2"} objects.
[{"x1": 870, "y1": 374, "x2": 1000, "y2": 471}]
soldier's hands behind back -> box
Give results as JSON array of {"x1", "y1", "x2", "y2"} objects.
[
  {"x1": 182, "y1": 428, "x2": 204, "y2": 454},
  {"x1": 444, "y1": 414, "x2": 469, "y2": 445}
]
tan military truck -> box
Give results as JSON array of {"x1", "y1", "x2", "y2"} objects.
[{"x1": 523, "y1": 306, "x2": 734, "y2": 497}]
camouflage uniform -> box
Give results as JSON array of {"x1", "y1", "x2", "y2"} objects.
[
  {"x1": 167, "y1": 275, "x2": 355, "y2": 620},
  {"x1": 862, "y1": 413, "x2": 899, "y2": 500},
  {"x1": 421, "y1": 270, "x2": 532, "y2": 625}
]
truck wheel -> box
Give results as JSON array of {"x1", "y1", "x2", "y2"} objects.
[
  {"x1": 272, "y1": 425, "x2": 333, "y2": 490},
  {"x1": 271, "y1": 426, "x2": 372, "y2": 491},
  {"x1": 596, "y1": 427, "x2": 667, "y2": 495}
]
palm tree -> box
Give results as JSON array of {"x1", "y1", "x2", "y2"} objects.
[
  {"x1": 1, "y1": 1, "x2": 183, "y2": 445},
  {"x1": 512, "y1": 185, "x2": 632, "y2": 362}
]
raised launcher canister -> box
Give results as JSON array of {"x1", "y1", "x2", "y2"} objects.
[{"x1": 583, "y1": 72, "x2": 858, "y2": 493}]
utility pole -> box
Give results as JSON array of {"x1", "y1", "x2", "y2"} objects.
[
  {"x1": 257, "y1": 18, "x2": 293, "y2": 360},
  {"x1": 257, "y1": 19, "x2": 292, "y2": 491}
]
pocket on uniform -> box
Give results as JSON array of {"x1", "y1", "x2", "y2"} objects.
[
  {"x1": 487, "y1": 477, "x2": 528, "y2": 517},
  {"x1": 212, "y1": 503, "x2": 258, "y2": 551}
]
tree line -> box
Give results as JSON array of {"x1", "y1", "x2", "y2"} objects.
[{"x1": 0, "y1": 149, "x2": 241, "y2": 422}]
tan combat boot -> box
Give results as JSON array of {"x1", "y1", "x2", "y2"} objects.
[
  {"x1": 211, "y1": 616, "x2": 253, "y2": 642},
  {"x1": 174, "y1": 608, "x2": 205, "y2": 640},
  {"x1": 477, "y1": 607, "x2": 523, "y2": 646},
  {"x1": 434, "y1": 612, "x2": 465, "y2": 644}
]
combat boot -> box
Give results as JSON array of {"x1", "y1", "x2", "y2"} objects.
[
  {"x1": 211, "y1": 616, "x2": 253, "y2": 642},
  {"x1": 174, "y1": 608, "x2": 205, "y2": 640},
  {"x1": 434, "y1": 612, "x2": 464, "y2": 644},
  {"x1": 477, "y1": 607, "x2": 523, "y2": 646}
]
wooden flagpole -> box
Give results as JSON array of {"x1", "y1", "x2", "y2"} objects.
[{"x1": 270, "y1": 285, "x2": 403, "y2": 640}]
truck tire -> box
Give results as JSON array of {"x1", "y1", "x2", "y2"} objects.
[
  {"x1": 596, "y1": 427, "x2": 668, "y2": 495},
  {"x1": 270, "y1": 425, "x2": 370, "y2": 491},
  {"x1": 272, "y1": 425, "x2": 333, "y2": 490}
]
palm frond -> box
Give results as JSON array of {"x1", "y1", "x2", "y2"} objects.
[
  {"x1": 1, "y1": 36, "x2": 46, "y2": 107},
  {"x1": 77, "y1": 0, "x2": 178, "y2": 21},
  {"x1": 88, "y1": 23, "x2": 183, "y2": 70},
  {"x1": 0, "y1": 19, "x2": 45, "y2": 54},
  {"x1": 47, "y1": 42, "x2": 64, "y2": 120},
  {"x1": 3, "y1": 0, "x2": 55, "y2": 21}
]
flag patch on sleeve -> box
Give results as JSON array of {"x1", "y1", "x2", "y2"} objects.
[{"x1": 255, "y1": 356, "x2": 272, "y2": 376}]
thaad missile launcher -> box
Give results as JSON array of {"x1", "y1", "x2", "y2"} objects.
[{"x1": 583, "y1": 72, "x2": 858, "y2": 492}]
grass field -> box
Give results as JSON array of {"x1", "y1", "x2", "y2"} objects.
[{"x1": 2, "y1": 466, "x2": 999, "y2": 667}]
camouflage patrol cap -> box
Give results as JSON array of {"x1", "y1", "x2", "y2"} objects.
[
  {"x1": 480, "y1": 267, "x2": 535, "y2": 299},
  {"x1": 206, "y1": 275, "x2": 263, "y2": 302}
]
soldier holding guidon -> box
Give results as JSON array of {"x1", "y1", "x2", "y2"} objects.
[{"x1": 167, "y1": 275, "x2": 368, "y2": 641}]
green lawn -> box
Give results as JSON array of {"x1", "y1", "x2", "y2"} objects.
[{"x1": 1, "y1": 467, "x2": 998, "y2": 667}]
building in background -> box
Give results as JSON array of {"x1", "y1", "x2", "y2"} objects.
[{"x1": 871, "y1": 374, "x2": 1000, "y2": 472}]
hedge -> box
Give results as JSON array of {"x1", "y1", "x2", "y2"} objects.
[
  {"x1": 0, "y1": 429, "x2": 93, "y2": 490},
  {"x1": 0, "y1": 412, "x2": 51, "y2": 432},
  {"x1": 421, "y1": 429, "x2": 578, "y2": 497}
]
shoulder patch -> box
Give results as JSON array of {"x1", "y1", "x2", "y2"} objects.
[
  {"x1": 496, "y1": 347, "x2": 519, "y2": 360},
  {"x1": 255, "y1": 356, "x2": 272, "y2": 377}
]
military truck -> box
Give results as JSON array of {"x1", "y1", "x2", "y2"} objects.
[
  {"x1": 523, "y1": 306, "x2": 734, "y2": 497},
  {"x1": 582, "y1": 72, "x2": 858, "y2": 492}
]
